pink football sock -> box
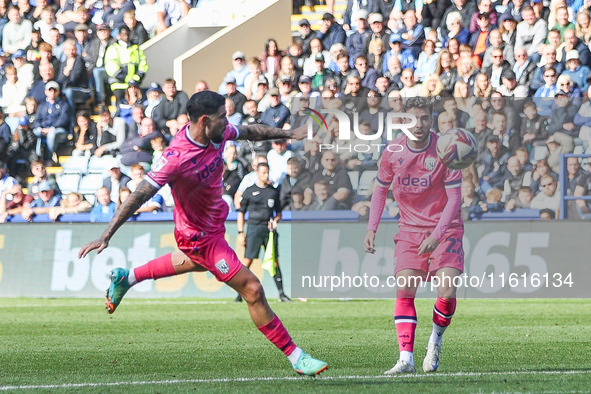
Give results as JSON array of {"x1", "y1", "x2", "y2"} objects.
[
  {"x1": 133, "y1": 253, "x2": 176, "y2": 283},
  {"x1": 433, "y1": 298, "x2": 456, "y2": 327},
  {"x1": 257, "y1": 315, "x2": 297, "y2": 356},
  {"x1": 394, "y1": 297, "x2": 417, "y2": 353}
]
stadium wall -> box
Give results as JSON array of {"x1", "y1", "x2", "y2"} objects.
[
  {"x1": 0, "y1": 222, "x2": 589, "y2": 298},
  {"x1": 173, "y1": 0, "x2": 292, "y2": 91}
]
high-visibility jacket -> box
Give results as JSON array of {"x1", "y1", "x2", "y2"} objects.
[{"x1": 104, "y1": 42, "x2": 148, "y2": 91}]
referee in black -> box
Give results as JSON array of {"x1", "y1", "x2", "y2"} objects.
[{"x1": 236, "y1": 162, "x2": 290, "y2": 302}]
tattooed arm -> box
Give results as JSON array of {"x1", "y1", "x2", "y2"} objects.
[
  {"x1": 235, "y1": 124, "x2": 307, "y2": 141},
  {"x1": 78, "y1": 180, "x2": 159, "y2": 258}
]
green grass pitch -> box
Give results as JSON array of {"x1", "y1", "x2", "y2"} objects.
[{"x1": 0, "y1": 298, "x2": 590, "y2": 393}]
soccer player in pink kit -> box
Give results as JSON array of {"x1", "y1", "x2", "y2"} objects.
[
  {"x1": 363, "y1": 97, "x2": 463, "y2": 374},
  {"x1": 79, "y1": 91, "x2": 328, "y2": 376}
]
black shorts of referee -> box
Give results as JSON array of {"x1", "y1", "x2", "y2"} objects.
[{"x1": 245, "y1": 224, "x2": 279, "y2": 261}]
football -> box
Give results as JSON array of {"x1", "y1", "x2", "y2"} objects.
[{"x1": 436, "y1": 128, "x2": 478, "y2": 170}]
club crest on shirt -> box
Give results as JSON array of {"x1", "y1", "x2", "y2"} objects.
[
  {"x1": 424, "y1": 157, "x2": 436, "y2": 171},
  {"x1": 215, "y1": 259, "x2": 229, "y2": 274},
  {"x1": 151, "y1": 157, "x2": 168, "y2": 173},
  {"x1": 268, "y1": 199, "x2": 275, "y2": 208}
]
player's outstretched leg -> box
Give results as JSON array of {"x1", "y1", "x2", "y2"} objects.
[
  {"x1": 385, "y1": 288, "x2": 418, "y2": 374},
  {"x1": 105, "y1": 252, "x2": 196, "y2": 314},
  {"x1": 423, "y1": 297, "x2": 456, "y2": 372},
  {"x1": 228, "y1": 265, "x2": 327, "y2": 376}
]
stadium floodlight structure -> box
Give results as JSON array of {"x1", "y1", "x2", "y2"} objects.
[{"x1": 559, "y1": 154, "x2": 591, "y2": 219}]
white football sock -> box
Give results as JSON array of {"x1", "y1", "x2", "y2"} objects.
[
  {"x1": 400, "y1": 351, "x2": 414, "y2": 365},
  {"x1": 429, "y1": 323, "x2": 447, "y2": 345},
  {"x1": 127, "y1": 269, "x2": 137, "y2": 286},
  {"x1": 287, "y1": 347, "x2": 303, "y2": 366}
]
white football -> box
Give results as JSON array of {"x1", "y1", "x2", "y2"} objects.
[{"x1": 436, "y1": 128, "x2": 478, "y2": 170}]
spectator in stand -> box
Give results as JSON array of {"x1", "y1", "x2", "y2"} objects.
[
  {"x1": 56, "y1": 0, "x2": 89, "y2": 33},
  {"x1": 225, "y1": 98, "x2": 242, "y2": 126},
  {"x1": 103, "y1": 0, "x2": 135, "y2": 32},
  {"x1": 56, "y1": 38, "x2": 90, "y2": 110},
  {"x1": 94, "y1": 105, "x2": 127, "y2": 157},
  {"x1": 479, "y1": 134, "x2": 511, "y2": 192},
  {"x1": 367, "y1": 38, "x2": 386, "y2": 74},
  {"x1": 547, "y1": 90, "x2": 579, "y2": 139},
  {"x1": 414, "y1": 39, "x2": 438, "y2": 82},
  {"x1": 279, "y1": 157, "x2": 310, "y2": 209},
  {"x1": 32, "y1": 42, "x2": 60, "y2": 82},
  {"x1": 221, "y1": 145, "x2": 245, "y2": 212},
  {"x1": 460, "y1": 180, "x2": 482, "y2": 220},
  {"x1": 153, "y1": 78, "x2": 188, "y2": 137},
  {"x1": 21, "y1": 180, "x2": 61, "y2": 221},
  {"x1": 0, "y1": 183, "x2": 33, "y2": 222},
  {"x1": 297, "y1": 18, "x2": 316, "y2": 56},
  {"x1": 483, "y1": 48, "x2": 510, "y2": 90},
  {"x1": 435, "y1": 49, "x2": 457, "y2": 91},
  {"x1": 258, "y1": 38, "x2": 282, "y2": 88},
  {"x1": 104, "y1": 26, "x2": 148, "y2": 104},
  {"x1": 0, "y1": 160, "x2": 17, "y2": 195},
  {"x1": 399, "y1": 9, "x2": 425, "y2": 58},
  {"x1": 260, "y1": 88, "x2": 290, "y2": 129},
  {"x1": 135, "y1": 0, "x2": 159, "y2": 37},
  {"x1": 575, "y1": 9, "x2": 591, "y2": 46},
  {"x1": 505, "y1": 186, "x2": 534, "y2": 211},
  {"x1": 276, "y1": 56, "x2": 301, "y2": 88},
  {"x1": 266, "y1": 139, "x2": 292, "y2": 187},
  {"x1": 382, "y1": 33, "x2": 415, "y2": 76},
  {"x1": 102, "y1": 157, "x2": 130, "y2": 202},
  {"x1": 520, "y1": 100, "x2": 549, "y2": 151},
  {"x1": 562, "y1": 50, "x2": 590, "y2": 93},
  {"x1": 501, "y1": 0, "x2": 526, "y2": 23},
  {"x1": 565, "y1": 156, "x2": 590, "y2": 217},
  {"x1": 316, "y1": 13, "x2": 346, "y2": 51},
  {"x1": 531, "y1": 45, "x2": 564, "y2": 92},
  {"x1": 115, "y1": 80, "x2": 143, "y2": 124},
  {"x1": 552, "y1": 6, "x2": 574, "y2": 39},
  {"x1": 442, "y1": 11, "x2": 470, "y2": 47},
  {"x1": 12, "y1": 49, "x2": 33, "y2": 89},
  {"x1": 124, "y1": 10, "x2": 148, "y2": 46},
  {"x1": 71, "y1": 110, "x2": 97, "y2": 157},
  {"x1": 223, "y1": 76, "x2": 246, "y2": 116},
  {"x1": 125, "y1": 102, "x2": 144, "y2": 138},
  {"x1": 421, "y1": 0, "x2": 451, "y2": 32},
  {"x1": 363, "y1": 12, "x2": 391, "y2": 56},
  {"x1": 234, "y1": 155, "x2": 268, "y2": 209},
  {"x1": 558, "y1": 29, "x2": 591, "y2": 68},
  {"x1": 502, "y1": 155, "x2": 532, "y2": 202},
  {"x1": 305, "y1": 179, "x2": 339, "y2": 210},
  {"x1": 119, "y1": 116, "x2": 161, "y2": 168},
  {"x1": 144, "y1": 82, "x2": 162, "y2": 118},
  {"x1": 3, "y1": 6, "x2": 33, "y2": 54},
  {"x1": 47, "y1": 192, "x2": 92, "y2": 221},
  {"x1": 28, "y1": 59, "x2": 54, "y2": 103},
  {"x1": 481, "y1": 29, "x2": 513, "y2": 70},
  {"x1": 345, "y1": 10, "x2": 371, "y2": 68},
  {"x1": 437, "y1": 111, "x2": 455, "y2": 134},
  {"x1": 305, "y1": 150, "x2": 352, "y2": 209},
  {"x1": 512, "y1": 47, "x2": 536, "y2": 88},
  {"x1": 88, "y1": 23, "x2": 114, "y2": 105},
  {"x1": 468, "y1": 0, "x2": 497, "y2": 33},
  {"x1": 18, "y1": 0, "x2": 35, "y2": 23},
  {"x1": 354, "y1": 54, "x2": 378, "y2": 90},
  {"x1": 34, "y1": 7, "x2": 63, "y2": 43},
  {"x1": 6, "y1": 116, "x2": 37, "y2": 180},
  {"x1": 0, "y1": 64, "x2": 27, "y2": 116},
  {"x1": 514, "y1": 5, "x2": 547, "y2": 61},
  {"x1": 440, "y1": 0, "x2": 477, "y2": 39},
  {"x1": 545, "y1": 132, "x2": 575, "y2": 173},
  {"x1": 218, "y1": 51, "x2": 250, "y2": 96},
  {"x1": 33, "y1": 80, "x2": 71, "y2": 164},
  {"x1": 480, "y1": 187, "x2": 505, "y2": 212},
  {"x1": 156, "y1": 0, "x2": 190, "y2": 35},
  {"x1": 26, "y1": 159, "x2": 58, "y2": 198},
  {"x1": 530, "y1": 174, "x2": 560, "y2": 211},
  {"x1": 90, "y1": 186, "x2": 116, "y2": 222}
]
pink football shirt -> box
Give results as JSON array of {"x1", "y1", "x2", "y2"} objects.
[
  {"x1": 146, "y1": 123, "x2": 239, "y2": 238},
  {"x1": 373, "y1": 132, "x2": 463, "y2": 232}
]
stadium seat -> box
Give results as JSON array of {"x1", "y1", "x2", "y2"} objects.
[
  {"x1": 348, "y1": 171, "x2": 359, "y2": 191},
  {"x1": 83, "y1": 193, "x2": 96, "y2": 206},
  {"x1": 78, "y1": 174, "x2": 104, "y2": 194},
  {"x1": 56, "y1": 173, "x2": 81, "y2": 194},
  {"x1": 62, "y1": 156, "x2": 89, "y2": 175},
  {"x1": 357, "y1": 170, "x2": 377, "y2": 196},
  {"x1": 88, "y1": 156, "x2": 111, "y2": 174}
]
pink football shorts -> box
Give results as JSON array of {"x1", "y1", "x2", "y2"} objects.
[
  {"x1": 176, "y1": 230, "x2": 243, "y2": 282},
  {"x1": 393, "y1": 228, "x2": 465, "y2": 275}
]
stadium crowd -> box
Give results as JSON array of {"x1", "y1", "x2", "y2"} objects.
[{"x1": 2, "y1": 0, "x2": 591, "y2": 223}]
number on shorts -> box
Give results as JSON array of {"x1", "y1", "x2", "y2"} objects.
[{"x1": 445, "y1": 238, "x2": 464, "y2": 256}]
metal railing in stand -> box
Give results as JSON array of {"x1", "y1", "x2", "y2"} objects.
[{"x1": 559, "y1": 154, "x2": 591, "y2": 219}]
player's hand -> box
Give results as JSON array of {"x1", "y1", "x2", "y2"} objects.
[
  {"x1": 78, "y1": 237, "x2": 109, "y2": 258},
  {"x1": 290, "y1": 125, "x2": 308, "y2": 141},
  {"x1": 418, "y1": 235, "x2": 438, "y2": 256},
  {"x1": 363, "y1": 230, "x2": 376, "y2": 253},
  {"x1": 237, "y1": 233, "x2": 246, "y2": 247}
]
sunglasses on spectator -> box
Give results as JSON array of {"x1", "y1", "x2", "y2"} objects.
[{"x1": 560, "y1": 82, "x2": 571, "y2": 86}]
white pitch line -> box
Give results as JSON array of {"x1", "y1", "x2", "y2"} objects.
[
  {"x1": 1, "y1": 370, "x2": 590, "y2": 391},
  {"x1": 0, "y1": 300, "x2": 231, "y2": 308}
]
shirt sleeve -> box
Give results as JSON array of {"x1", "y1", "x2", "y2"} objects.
[
  {"x1": 146, "y1": 148, "x2": 180, "y2": 189},
  {"x1": 375, "y1": 151, "x2": 395, "y2": 188},
  {"x1": 238, "y1": 188, "x2": 250, "y2": 213},
  {"x1": 225, "y1": 124, "x2": 240, "y2": 141},
  {"x1": 443, "y1": 167, "x2": 462, "y2": 189}
]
